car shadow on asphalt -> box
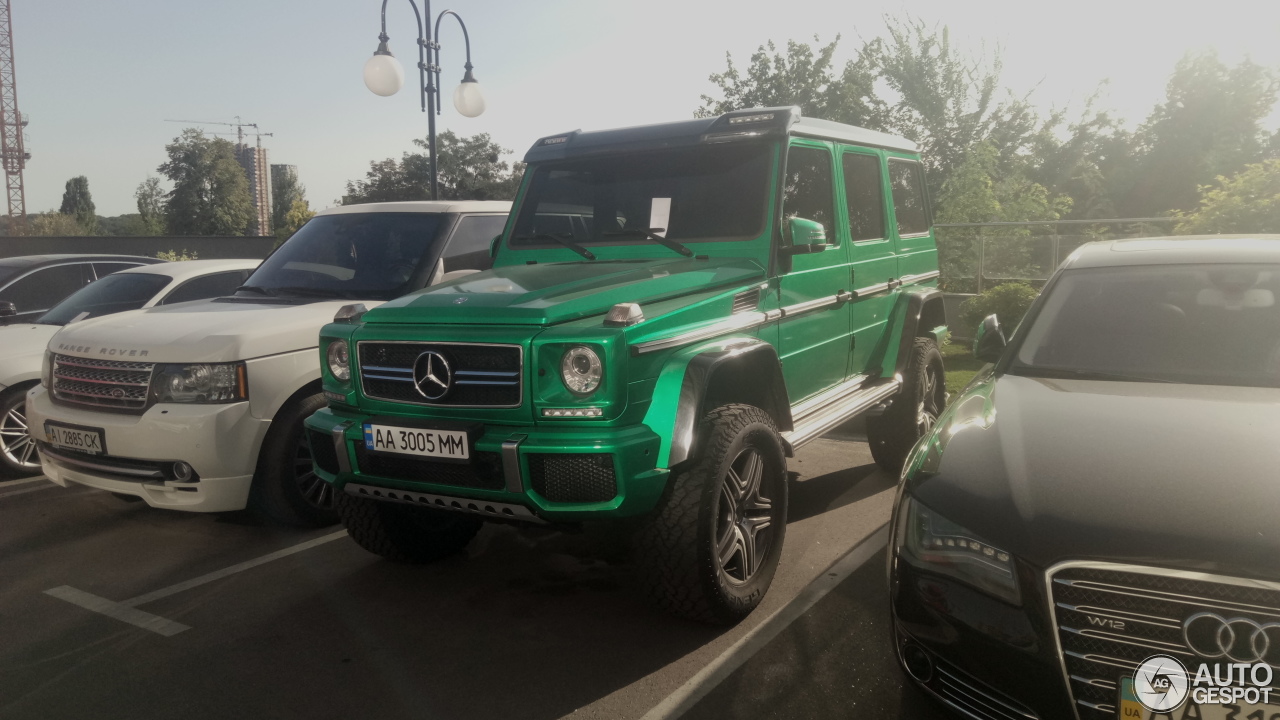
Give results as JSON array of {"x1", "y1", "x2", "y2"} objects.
[{"x1": 787, "y1": 463, "x2": 894, "y2": 524}]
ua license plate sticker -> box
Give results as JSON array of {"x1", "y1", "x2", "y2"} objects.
[
  {"x1": 44, "y1": 422, "x2": 105, "y2": 456},
  {"x1": 1117, "y1": 677, "x2": 1280, "y2": 720},
  {"x1": 364, "y1": 424, "x2": 469, "y2": 460}
]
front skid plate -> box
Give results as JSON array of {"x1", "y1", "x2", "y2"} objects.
[{"x1": 344, "y1": 482, "x2": 547, "y2": 524}]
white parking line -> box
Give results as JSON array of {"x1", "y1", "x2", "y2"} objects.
[
  {"x1": 44, "y1": 529, "x2": 349, "y2": 636},
  {"x1": 0, "y1": 480, "x2": 60, "y2": 499},
  {"x1": 640, "y1": 524, "x2": 890, "y2": 720},
  {"x1": 0, "y1": 476, "x2": 48, "y2": 488}
]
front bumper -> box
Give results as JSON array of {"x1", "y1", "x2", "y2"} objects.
[
  {"x1": 889, "y1": 546, "x2": 1072, "y2": 720},
  {"x1": 304, "y1": 407, "x2": 668, "y2": 523},
  {"x1": 26, "y1": 387, "x2": 269, "y2": 512}
]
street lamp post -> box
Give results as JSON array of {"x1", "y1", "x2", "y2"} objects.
[{"x1": 363, "y1": 0, "x2": 485, "y2": 201}]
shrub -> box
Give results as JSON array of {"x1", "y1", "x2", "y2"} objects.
[
  {"x1": 156, "y1": 249, "x2": 198, "y2": 261},
  {"x1": 958, "y1": 282, "x2": 1039, "y2": 338}
]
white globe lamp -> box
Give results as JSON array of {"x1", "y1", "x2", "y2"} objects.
[
  {"x1": 363, "y1": 41, "x2": 404, "y2": 97},
  {"x1": 453, "y1": 67, "x2": 485, "y2": 118}
]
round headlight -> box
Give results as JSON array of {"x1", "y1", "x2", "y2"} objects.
[
  {"x1": 560, "y1": 346, "x2": 602, "y2": 396},
  {"x1": 327, "y1": 341, "x2": 350, "y2": 382}
]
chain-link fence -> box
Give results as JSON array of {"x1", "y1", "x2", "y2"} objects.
[{"x1": 935, "y1": 218, "x2": 1180, "y2": 293}]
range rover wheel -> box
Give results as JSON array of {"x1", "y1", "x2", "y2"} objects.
[
  {"x1": 336, "y1": 492, "x2": 483, "y2": 564},
  {"x1": 249, "y1": 392, "x2": 340, "y2": 527},
  {"x1": 634, "y1": 403, "x2": 788, "y2": 625},
  {"x1": 0, "y1": 385, "x2": 41, "y2": 479},
  {"x1": 866, "y1": 337, "x2": 945, "y2": 474}
]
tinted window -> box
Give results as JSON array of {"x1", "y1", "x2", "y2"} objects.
[
  {"x1": 511, "y1": 143, "x2": 772, "y2": 248},
  {"x1": 842, "y1": 152, "x2": 886, "y2": 241},
  {"x1": 38, "y1": 272, "x2": 172, "y2": 325},
  {"x1": 2, "y1": 264, "x2": 92, "y2": 314},
  {"x1": 888, "y1": 160, "x2": 929, "y2": 236},
  {"x1": 783, "y1": 146, "x2": 836, "y2": 241},
  {"x1": 442, "y1": 215, "x2": 506, "y2": 273},
  {"x1": 93, "y1": 262, "x2": 146, "y2": 279},
  {"x1": 242, "y1": 213, "x2": 444, "y2": 301},
  {"x1": 161, "y1": 271, "x2": 249, "y2": 305}
]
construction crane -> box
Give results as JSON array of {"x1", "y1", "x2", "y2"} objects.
[
  {"x1": 0, "y1": 0, "x2": 28, "y2": 229},
  {"x1": 164, "y1": 116, "x2": 262, "y2": 146},
  {"x1": 164, "y1": 118, "x2": 275, "y2": 236}
]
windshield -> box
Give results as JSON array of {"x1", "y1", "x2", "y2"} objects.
[
  {"x1": 1011, "y1": 263, "x2": 1280, "y2": 388},
  {"x1": 36, "y1": 272, "x2": 171, "y2": 326},
  {"x1": 241, "y1": 212, "x2": 444, "y2": 300},
  {"x1": 508, "y1": 143, "x2": 772, "y2": 251}
]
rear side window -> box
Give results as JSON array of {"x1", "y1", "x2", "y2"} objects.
[
  {"x1": 888, "y1": 160, "x2": 929, "y2": 236},
  {"x1": 93, "y1": 262, "x2": 146, "y2": 278},
  {"x1": 841, "y1": 152, "x2": 886, "y2": 241},
  {"x1": 161, "y1": 270, "x2": 250, "y2": 305},
  {"x1": 783, "y1": 146, "x2": 836, "y2": 241},
  {"x1": 442, "y1": 215, "x2": 506, "y2": 272},
  {"x1": 2, "y1": 264, "x2": 93, "y2": 313}
]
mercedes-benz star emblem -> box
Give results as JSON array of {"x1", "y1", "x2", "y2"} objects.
[
  {"x1": 412, "y1": 350, "x2": 452, "y2": 401},
  {"x1": 1184, "y1": 612, "x2": 1280, "y2": 664}
]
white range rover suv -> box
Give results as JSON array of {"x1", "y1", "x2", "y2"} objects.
[{"x1": 26, "y1": 200, "x2": 510, "y2": 526}]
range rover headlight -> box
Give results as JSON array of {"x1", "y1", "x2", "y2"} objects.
[
  {"x1": 560, "y1": 346, "x2": 602, "y2": 396},
  {"x1": 897, "y1": 497, "x2": 1020, "y2": 604},
  {"x1": 326, "y1": 341, "x2": 351, "y2": 383},
  {"x1": 152, "y1": 362, "x2": 248, "y2": 404}
]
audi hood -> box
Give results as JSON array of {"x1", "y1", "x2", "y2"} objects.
[{"x1": 907, "y1": 373, "x2": 1280, "y2": 580}]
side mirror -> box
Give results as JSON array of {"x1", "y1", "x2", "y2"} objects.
[
  {"x1": 0, "y1": 301, "x2": 15, "y2": 319},
  {"x1": 780, "y1": 217, "x2": 830, "y2": 256},
  {"x1": 973, "y1": 314, "x2": 1007, "y2": 363}
]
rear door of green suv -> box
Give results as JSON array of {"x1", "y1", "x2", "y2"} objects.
[
  {"x1": 886, "y1": 157, "x2": 936, "y2": 281},
  {"x1": 839, "y1": 146, "x2": 899, "y2": 377}
]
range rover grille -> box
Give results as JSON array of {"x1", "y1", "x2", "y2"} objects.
[
  {"x1": 51, "y1": 355, "x2": 154, "y2": 412},
  {"x1": 357, "y1": 342, "x2": 522, "y2": 408},
  {"x1": 1050, "y1": 564, "x2": 1280, "y2": 719}
]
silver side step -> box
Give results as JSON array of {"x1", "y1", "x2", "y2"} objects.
[
  {"x1": 344, "y1": 483, "x2": 547, "y2": 524},
  {"x1": 782, "y1": 379, "x2": 901, "y2": 451}
]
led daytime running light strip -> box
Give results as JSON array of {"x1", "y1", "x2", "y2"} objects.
[{"x1": 541, "y1": 407, "x2": 603, "y2": 417}]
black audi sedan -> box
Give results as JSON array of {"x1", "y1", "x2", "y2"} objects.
[{"x1": 889, "y1": 237, "x2": 1280, "y2": 720}]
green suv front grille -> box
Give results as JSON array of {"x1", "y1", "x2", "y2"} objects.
[{"x1": 357, "y1": 341, "x2": 523, "y2": 408}]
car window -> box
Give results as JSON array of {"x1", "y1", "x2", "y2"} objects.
[
  {"x1": 2, "y1": 264, "x2": 93, "y2": 314},
  {"x1": 442, "y1": 215, "x2": 506, "y2": 272},
  {"x1": 37, "y1": 272, "x2": 173, "y2": 325},
  {"x1": 783, "y1": 145, "x2": 836, "y2": 242},
  {"x1": 842, "y1": 152, "x2": 886, "y2": 242},
  {"x1": 93, "y1": 262, "x2": 146, "y2": 279},
  {"x1": 161, "y1": 270, "x2": 250, "y2": 305},
  {"x1": 888, "y1": 160, "x2": 929, "y2": 236}
]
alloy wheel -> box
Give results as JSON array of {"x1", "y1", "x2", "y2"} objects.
[
  {"x1": 294, "y1": 437, "x2": 333, "y2": 509},
  {"x1": 1, "y1": 404, "x2": 39, "y2": 471},
  {"x1": 915, "y1": 361, "x2": 945, "y2": 435},
  {"x1": 714, "y1": 447, "x2": 775, "y2": 585}
]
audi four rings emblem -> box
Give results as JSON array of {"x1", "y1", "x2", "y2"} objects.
[
  {"x1": 412, "y1": 351, "x2": 452, "y2": 400},
  {"x1": 1183, "y1": 612, "x2": 1280, "y2": 663}
]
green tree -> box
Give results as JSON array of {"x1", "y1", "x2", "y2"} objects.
[
  {"x1": 59, "y1": 176, "x2": 98, "y2": 234},
  {"x1": 28, "y1": 211, "x2": 88, "y2": 236},
  {"x1": 277, "y1": 198, "x2": 315, "y2": 242},
  {"x1": 271, "y1": 165, "x2": 306, "y2": 236},
  {"x1": 343, "y1": 131, "x2": 523, "y2": 204},
  {"x1": 158, "y1": 129, "x2": 255, "y2": 235},
  {"x1": 1124, "y1": 52, "x2": 1278, "y2": 216},
  {"x1": 1175, "y1": 159, "x2": 1280, "y2": 234},
  {"x1": 135, "y1": 176, "x2": 166, "y2": 236},
  {"x1": 696, "y1": 36, "x2": 882, "y2": 127}
]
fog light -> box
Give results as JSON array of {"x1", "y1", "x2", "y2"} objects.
[
  {"x1": 172, "y1": 461, "x2": 194, "y2": 482},
  {"x1": 901, "y1": 643, "x2": 934, "y2": 683}
]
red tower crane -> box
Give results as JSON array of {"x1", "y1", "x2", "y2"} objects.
[{"x1": 0, "y1": 0, "x2": 26, "y2": 230}]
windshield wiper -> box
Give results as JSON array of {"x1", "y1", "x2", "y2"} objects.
[
  {"x1": 602, "y1": 228, "x2": 693, "y2": 257},
  {"x1": 272, "y1": 286, "x2": 356, "y2": 299},
  {"x1": 512, "y1": 233, "x2": 596, "y2": 261},
  {"x1": 1014, "y1": 367, "x2": 1177, "y2": 384},
  {"x1": 234, "y1": 285, "x2": 276, "y2": 296}
]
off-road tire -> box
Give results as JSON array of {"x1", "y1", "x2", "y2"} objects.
[
  {"x1": 336, "y1": 491, "x2": 482, "y2": 564},
  {"x1": 633, "y1": 403, "x2": 788, "y2": 625},
  {"x1": 866, "y1": 337, "x2": 945, "y2": 474},
  {"x1": 248, "y1": 392, "x2": 339, "y2": 527},
  {"x1": 0, "y1": 384, "x2": 41, "y2": 479}
]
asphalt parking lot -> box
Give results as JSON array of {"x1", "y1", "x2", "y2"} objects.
[{"x1": 0, "y1": 432, "x2": 955, "y2": 720}]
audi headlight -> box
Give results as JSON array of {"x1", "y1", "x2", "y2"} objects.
[
  {"x1": 152, "y1": 362, "x2": 248, "y2": 404},
  {"x1": 326, "y1": 341, "x2": 350, "y2": 383},
  {"x1": 897, "y1": 497, "x2": 1020, "y2": 604},
  {"x1": 560, "y1": 346, "x2": 602, "y2": 396},
  {"x1": 42, "y1": 350, "x2": 52, "y2": 388}
]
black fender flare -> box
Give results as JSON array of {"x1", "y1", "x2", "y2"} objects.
[{"x1": 891, "y1": 288, "x2": 946, "y2": 379}]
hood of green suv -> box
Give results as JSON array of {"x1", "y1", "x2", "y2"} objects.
[{"x1": 363, "y1": 256, "x2": 766, "y2": 325}]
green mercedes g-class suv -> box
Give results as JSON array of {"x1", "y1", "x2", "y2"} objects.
[{"x1": 305, "y1": 107, "x2": 948, "y2": 624}]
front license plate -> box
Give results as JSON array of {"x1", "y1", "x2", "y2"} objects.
[
  {"x1": 1118, "y1": 677, "x2": 1280, "y2": 720},
  {"x1": 363, "y1": 423, "x2": 470, "y2": 460},
  {"x1": 44, "y1": 422, "x2": 105, "y2": 456}
]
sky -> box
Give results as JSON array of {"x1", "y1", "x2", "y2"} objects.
[{"x1": 12, "y1": 0, "x2": 1280, "y2": 218}]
